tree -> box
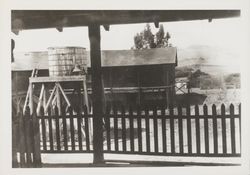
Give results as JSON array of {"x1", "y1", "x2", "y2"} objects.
[{"x1": 132, "y1": 23, "x2": 171, "y2": 49}]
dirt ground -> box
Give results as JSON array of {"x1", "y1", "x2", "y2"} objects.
[{"x1": 193, "y1": 88, "x2": 240, "y2": 105}]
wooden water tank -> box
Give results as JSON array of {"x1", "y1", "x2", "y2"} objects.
[{"x1": 48, "y1": 47, "x2": 88, "y2": 76}]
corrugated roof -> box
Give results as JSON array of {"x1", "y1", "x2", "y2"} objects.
[{"x1": 11, "y1": 47, "x2": 177, "y2": 71}]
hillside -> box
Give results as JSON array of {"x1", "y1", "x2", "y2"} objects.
[{"x1": 177, "y1": 45, "x2": 240, "y2": 75}]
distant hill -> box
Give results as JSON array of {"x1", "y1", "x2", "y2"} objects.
[
  {"x1": 177, "y1": 45, "x2": 240, "y2": 75},
  {"x1": 175, "y1": 45, "x2": 241, "y2": 89}
]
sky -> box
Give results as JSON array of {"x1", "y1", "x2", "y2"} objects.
[
  {"x1": 12, "y1": 17, "x2": 242, "y2": 69},
  {"x1": 12, "y1": 17, "x2": 241, "y2": 51}
]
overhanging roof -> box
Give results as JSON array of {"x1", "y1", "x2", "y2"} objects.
[
  {"x1": 12, "y1": 10, "x2": 240, "y2": 32},
  {"x1": 12, "y1": 47, "x2": 177, "y2": 71}
]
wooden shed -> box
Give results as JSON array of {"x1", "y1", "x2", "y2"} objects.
[{"x1": 98, "y1": 47, "x2": 177, "y2": 107}]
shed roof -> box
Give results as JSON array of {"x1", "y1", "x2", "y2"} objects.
[
  {"x1": 101, "y1": 47, "x2": 177, "y2": 67},
  {"x1": 12, "y1": 47, "x2": 177, "y2": 71}
]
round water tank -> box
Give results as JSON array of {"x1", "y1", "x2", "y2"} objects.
[{"x1": 48, "y1": 47, "x2": 88, "y2": 76}]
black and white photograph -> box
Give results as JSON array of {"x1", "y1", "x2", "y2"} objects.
[{"x1": 0, "y1": 1, "x2": 249, "y2": 174}]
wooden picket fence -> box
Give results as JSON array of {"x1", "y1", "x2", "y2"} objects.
[
  {"x1": 12, "y1": 103, "x2": 241, "y2": 167},
  {"x1": 103, "y1": 104, "x2": 241, "y2": 157},
  {"x1": 38, "y1": 106, "x2": 93, "y2": 153}
]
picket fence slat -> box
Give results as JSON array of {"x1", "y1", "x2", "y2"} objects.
[
  {"x1": 84, "y1": 111, "x2": 90, "y2": 151},
  {"x1": 221, "y1": 104, "x2": 227, "y2": 154},
  {"x1": 195, "y1": 105, "x2": 201, "y2": 154},
  {"x1": 62, "y1": 108, "x2": 68, "y2": 151},
  {"x1": 69, "y1": 107, "x2": 75, "y2": 151},
  {"x1": 40, "y1": 107, "x2": 47, "y2": 151},
  {"x1": 230, "y1": 104, "x2": 236, "y2": 154},
  {"x1": 178, "y1": 106, "x2": 183, "y2": 154},
  {"x1": 161, "y1": 107, "x2": 167, "y2": 153},
  {"x1": 54, "y1": 107, "x2": 61, "y2": 151},
  {"x1": 203, "y1": 104, "x2": 209, "y2": 155},
  {"x1": 77, "y1": 110, "x2": 83, "y2": 151},
  {"x1": 212, "y1": 104, "x2": 218, "y2": 154},
  {"x1": 137, "y1": 106, "x2": 142, "y2": 152},
  {"x1": 105, "y1": 114, "x2": 111, "y2": 151},
  {"x1": 145, "y1": 108, "x2": 150, "y2": 153},
  {"x1": 129, "y1": 106, "x2": 134, "y2": 152},
  {"x1": 19, "y1": 112, "x2": 26, "y2": 167},
  {"x1": 24, "y1": 109, "x2": 32, "y2": 167},
  {"x1": 153, "y1": 107, "x2": 158, "y2": 153},
  {"x1": 113, "y1": 106, "x2": 119, "y2": 151},
  {"x1": 32, "y1": 112, "x2": 42, "y2": 167},
  {"x1": 121, "y1": 106, "x2": 127, "y2": 152},
  {"x1": 169, "y1": 105, "x2": 175, "y2": 153},
  {"x1": 186, "y1": 105, "x2": 192, "y2": 154}
]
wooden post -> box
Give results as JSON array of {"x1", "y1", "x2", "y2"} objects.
[
  {"x1": 15, "y1": 72, "x2": 19, "y2": 114},
  {"x1": 29, "y1": 82, "x2": 33, "y2": 115},
  {"x1": 44, "y1": 85, "x2": 57, "y2": 113},
  {"x1": 43, "y1": 85, "x2": 47, "y2": 115},
  {"x1": 12, "y1": 112, "x2": 18, "y2": 168},
  {"x1": 36, "y1": 84, "x2": 45, "y2": 115},
  {"x1": 165, "y1": 71, "x2": 169, "y2": 107},
  {"x1": 24, "y1": 108, "x2": 32, "y2": 167},
  {"x1": 82, "y1": 77, "x2": 93, "y2": 142},
  {"x1": 56, "y1": 83, "x2": 62, "y2": 115},
  {"x1": 109, "y1": 68, "x2": 114, "y2": 104},
  {"x1": 19, "y1": 112, "x2": 26, "y2": 167},
  {"x1": 83, "y1": 77, "x2": 89, "y2": 113},
  {"x1": 88, "y1": 24, "x2": 104, "y2": 164},
  {"x1": 137, "y1": 68, "x2": 141, "y2": 106},
  {"x1": 32, "y1": 112, "x2": 42, "y2": 167}
]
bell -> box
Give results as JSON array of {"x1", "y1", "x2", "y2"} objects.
[{"x1": 72, "y1": 64, "x2": 82, "y2": 73}]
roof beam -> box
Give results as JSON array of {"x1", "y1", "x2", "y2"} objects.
[{"x1": 11, "y1": 10, "x2": 240, "y2": 31}]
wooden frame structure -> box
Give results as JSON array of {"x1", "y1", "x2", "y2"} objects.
[
  {"x1": 25, "y1": 75, "x2": 92, "y2": 141},
  {"x1": 27, "y1": 75, "x2": 89, "y2": 113}
]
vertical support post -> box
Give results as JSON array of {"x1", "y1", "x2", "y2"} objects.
[
  {"x1": 83, "y1": 77, "x2": 90, "y2": 112},
  {"x1": 165, "y1": 71, "x2": 169, "y2": 107},
  {"x1": 29, "y1": 82, "x2": 33, "y2": 115},
  {"x1": 12, "y1": 112, "x2": 18, "y2": 167},
  {"x1": 32, "y1": 112, "x2": 42, "y2": 167},
  {"x1": 83, "y1": 77, "x2": 92, "y2": 142},
  {"x1": 109, "y1": 68, "x2": 114, "y2": 104},
  {"x1": 88, "y1": 24, "x2": 104, "y2": 164},
  {"x1": 56, "y1": 83, "x2": 62, "y2": 115},
  {"x1": 169, "y1": 66, "x2": 175, "y2": 106},
  {"x1": 43, "y1": 85, "x2": 47, "y2": 115},
  {"x1": 15, "y1": 72, "x2": 19, "y2": 114},
  {"x1": 137, "y1": 68, "x2": 141, "y2": 106},
  {"x1": 36, "y1": 84, "x2": 45, "y2": 115}
]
